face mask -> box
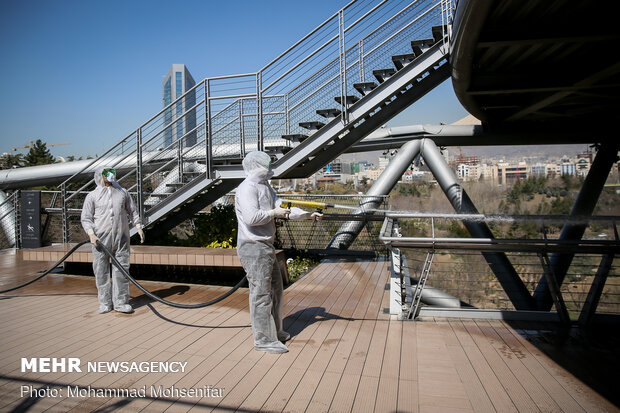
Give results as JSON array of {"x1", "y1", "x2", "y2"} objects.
[{"x1": 102, "y1": 168, "x2": 116, "y2": 183}]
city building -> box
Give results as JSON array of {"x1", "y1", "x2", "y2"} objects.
[
  {"x1": 497, "y1": 161, "x2": 528, "y2": 184},
  {"x1": 575, "y1": 158, "x2": 590, "y2": 177},
  {"x1": 530, "y1": 163, "x2": 546, "y2": 177},
  {"x1": 561, "y1": 158, "x2": 576, "y2": 176},
  {"x1": 163, "y1": 64, "x2": 197, "y2": 148}
]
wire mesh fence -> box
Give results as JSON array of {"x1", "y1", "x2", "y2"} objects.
[{"x1": 402, "y1": 249, "x2": 620, "y2": 315}]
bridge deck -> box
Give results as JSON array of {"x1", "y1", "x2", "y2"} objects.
[{"x1": 0, "y1": 249, "x2": 617, "y2": 412}]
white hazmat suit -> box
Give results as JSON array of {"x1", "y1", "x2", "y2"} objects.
[
  {"x1": 81, "y1": 167, "x2": 144, "y2": 314},
  {"x1": 235, "y1": 151, "x2": 320, "y2": 353}
]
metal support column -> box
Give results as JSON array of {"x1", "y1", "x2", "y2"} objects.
[
  {"x1": 578, "y1": 253, "x2": 615, "y2": 328},
  {"x1": 533, "y1": 142, "x2": 620, "y2": 310}
]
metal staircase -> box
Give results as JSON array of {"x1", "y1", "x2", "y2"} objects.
[{"x1": 59, "y1": 0, "x2": 454, "y2": 241}]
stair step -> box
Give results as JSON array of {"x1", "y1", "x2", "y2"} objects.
[
  {"x1": 281, "y1": 133, "x2": 309, "y2": 142},
  {"x1": 353, "y1": 82, "x2": 378, "y2": 96},
  {"x1": 392, "y1": 53, "x2": 417, "y2": 70},
  {"x1": 316, "y1": 108, "x2": 341, "y2": 120},
  {"x1": 299, "y1": 121, "x2": 325, "y2": 130},
  {"x1": 334, "y1": 95, "x2": 359, "y2": 106},
  {"x1": 432, "y1": 25, "x2": 447, "y2": 44},
  {"x1": 410, "y1": 38, "x2": 434, "y2": 56},
  {"x1": 373, "y1": 68, "x2": 396, "y2": 83},
  {"x1": 149, "y1": 193, "x2": 171, "y2": 198},
  {"x1": 166, "y1": 183, "x2": 184, "y2": 188},
  {"x1": 265, "y1": 145, "x2": 293, "y2": 154}
]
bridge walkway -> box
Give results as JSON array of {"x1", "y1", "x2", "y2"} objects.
[{"x1": 0, "y1": 250, "x2": 617, "y2": 412}]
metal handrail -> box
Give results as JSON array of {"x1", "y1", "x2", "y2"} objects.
[{"x1": 57, "y1": 0, "x2": 448, "y2": 242}]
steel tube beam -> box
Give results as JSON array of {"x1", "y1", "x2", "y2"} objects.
[
  {"x1": 327, "y1": 139, "x2": 422, "y2": 249},
  {"x1": 533, "y1": 142, "x2": 620, "y2": 310},
  {"x1": 419, "y1": 140, "x2": 535, "y2": 309},
  {"x1": 330, "y1": 138, "x2": 534, "y2": 309}
]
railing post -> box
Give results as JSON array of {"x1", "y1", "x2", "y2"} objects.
[
  {"x1": 359, "y1": 39, "x2": 364, "y2": 83},
  {"x1": 338, "y1": 10, "x2": 348, "y2": 125},
  {"x1": 240, "y1": 99, "x2": 246, "y2": 158},
  {"x1": 257, "y1": 72, "x2": 264, "y2": 152},
  {"x1": 136, "y1": 128, "x2": 145, "y2": 224},
  {"x1": 13, "y1": 191, "x2": 21, "y2": 249},
  {"x1": 177, "y1": 138, "x2": 184, "y2": 183},
  {"x1": 205, "y1": 79, "x2": 213, "y2": 179},
  {"x1": 285, "y1": 93, "x2": 290, "y2": 135},
  {"x1": 61, "y1": 185, "x2": 69, "y2": 244}
]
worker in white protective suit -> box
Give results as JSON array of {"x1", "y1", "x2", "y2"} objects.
[
  {"x1": 235, "y1": 151, "x2": 322, "y2": 354},
  {"x1": 81, "y1": 166, "x2": 145, "y2": 314}
]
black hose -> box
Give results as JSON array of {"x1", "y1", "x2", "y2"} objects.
[
  {"x1": 0, "y1": 240, "x2": 90, "y2": 294},
  {"x1": 1, "y1": 240, "x2": 247, "y2": 308},
  {"x1": 95, "y1": 240, "x2": 246, "y2": 308}
]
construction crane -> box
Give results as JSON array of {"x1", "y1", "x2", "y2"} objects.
[{"x1": 12, "y1": 140, "x2": 70, "y2": 151}]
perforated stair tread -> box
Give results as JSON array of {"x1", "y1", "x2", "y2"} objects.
[
  {"x1": 353, "y1": 81, "x2": 378, "y2": 96},
  {"x1": 299, "y1": 121, "x2": 326, "y2": 130},
  {"x1": 316, "y1": 108, "x2": 342, "y2": 120},
  {"x1": 410, "y1": 38, "x2": 435, "y2": 56},
  {"x1": 432, "y1": 25, "x2": 447, "y2": 43},
  {"x1": 334, "y1": 95, "x2": 359, "y2": 106},
  {"x1": 392, "y1": 53, "x2": 417, "y2": 70},
  {"x1": 281, "y1": 133, "x2": 309, "y2": 142},
  {"x1": 265, "y1": 145, "x2": 293, "y2": 154},
  {"x1": 373, "y1": 68, "x2": 396, "y2": 83}
]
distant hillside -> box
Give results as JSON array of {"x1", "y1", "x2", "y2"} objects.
[{"x1": 460, "y1": 144, "x2": 592, "y2": 163}]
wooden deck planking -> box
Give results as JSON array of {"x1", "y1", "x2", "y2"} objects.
[
  {"x1": 321, "y1": 261, "x2": 389, "y2": 412},
  {"x1": 460, "y1": 319, "x2": 540, "y2": 413},
  {"x1": 1, "y1": 250, "x2": 618, "y2": 412},
  {"x1": 239, "y1": 261, "x2": 366, "y2": 413},
  {"x1": 157, "y1": 260, "x2": 345, "y2": 412},
  {"x1": 474, "y1": 319, "x2": 562, "y2": 413},
  {"x1": 259, "y1": 262, "x2": 373, "y2": 412},
  {"x1": 212, "y1": 261, "x2": 359, "y2": 412},
  {"x1": 500, "y1": 320, "x2": 617, "y2": 413},
  {"x1": 278, "y1": 262, "x2": 376, "y2": 413}
]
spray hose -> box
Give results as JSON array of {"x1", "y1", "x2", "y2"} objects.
[{"x1": 0, "y1": 240, "x2": 247, "y2": 308}]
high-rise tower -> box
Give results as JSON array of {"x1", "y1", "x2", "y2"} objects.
[{"x1": 163, "y1": 64, "x2": 196, "y2": 148}]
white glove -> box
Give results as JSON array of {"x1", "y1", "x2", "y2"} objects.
[
  {"x1": 137, "y1": 227, "x2": 145, "y2": 244},
  {"x1": 310, "y1": 212, "x2": 323, "y2": 221},
  {"x1": 89, "y1": 234, "x2": 101, "y2": 245},
  {"x1": 269, "y1": 207, "x2": 290, "y2": 219}
]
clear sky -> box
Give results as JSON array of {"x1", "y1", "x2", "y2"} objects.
[{"x1": 0, "y1": 0, "x2": 467, "y2": 159}]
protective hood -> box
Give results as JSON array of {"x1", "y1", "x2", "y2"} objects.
[
  {"x1": 242, "y1": 151, "x2": 273, "y2": 181},
  {"x1": 93, "y1": 166, "x2": 121, "y2": 189}
]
